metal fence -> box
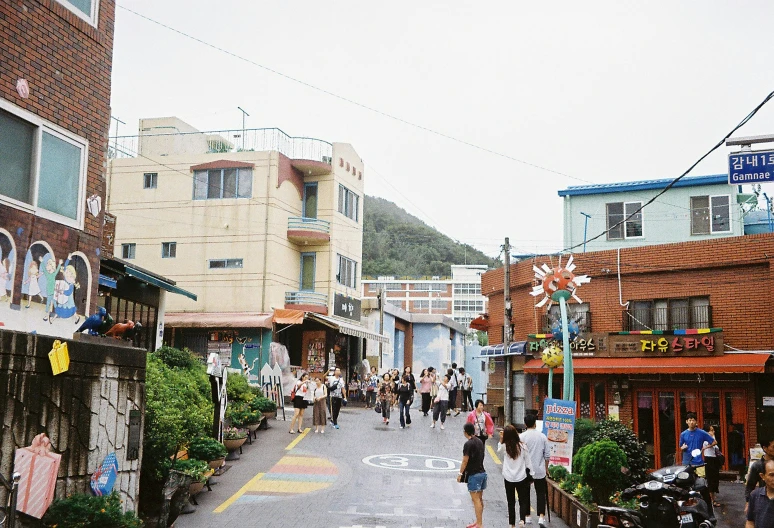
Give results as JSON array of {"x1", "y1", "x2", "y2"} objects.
[
  {"x1": 622, "y1": 305, "x2": 713, "y2": 331},
  {"x1": 287, "y1": 217, "x2": 331, "y2": 234},
  {"x1": 284, "y1": 291, "x2": 328, "y2": 307}
]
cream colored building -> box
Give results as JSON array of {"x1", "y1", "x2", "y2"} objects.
[{"x1": 107, "y1": 117, "x2": 369, "y2": 367}]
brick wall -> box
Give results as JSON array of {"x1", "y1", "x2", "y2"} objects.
[{"x1": 0, "y1": 0, "x2": 116, "y2": 317}]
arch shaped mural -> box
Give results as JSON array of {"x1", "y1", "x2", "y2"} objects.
[
  {"x1": 66, "y1": 251, "x2": 92, "y2": 322},
  {"x1": 0, "y1": 228, "x2": 17, "y2": 305},
  {"x1": 22, "y1": 241, "x2": 55, "y2": 312}
]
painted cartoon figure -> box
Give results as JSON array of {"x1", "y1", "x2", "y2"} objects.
[
  {"x1": 0, "y1": 258, "x2": 10, "y2": 301},
  {"x1": 40, "y1": 254, "x2": 63, "y2": 322},
  {"x1": 54, "y1": 258, "x2": 80, "y2": 323},
  {"x1": 23, "y1": 261, "x2": 44, "y2": 308}
]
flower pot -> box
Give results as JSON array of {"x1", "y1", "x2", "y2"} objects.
[
  {"x1": 262, "y1": 411, "x2": 275, "y2": 420},
  {"x1": 189, "y1": 480, "x2": 205, "y2": 495},
  {"x1": 246, "y1": 422, "x2": 261, "y2": 433},
  {"x1": 223, "y1": 437, "x2": 246, "y2": 452},
  {"x1": 208, "y1": 457, "x2": 225, "y2": 470}
]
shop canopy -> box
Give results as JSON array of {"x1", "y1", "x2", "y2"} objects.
[
  {"x1": 306, "y1": 313, "x2": 390, "y2": 344},
  {"x1": 273, "y1": 309, "x2": 305, "y2": 325},
  {"x1": 523, "y1": 353, "x2": 771, "y2": 375},
  {"x1": 164, "y1": 312, "x2": 273, "y2": 328},
  {"x1": 476, "y1": 341, "x2": 527, "y2": 358},
  {"x1": 469, "y1": 315, "x2": 489, "y2": 331}
]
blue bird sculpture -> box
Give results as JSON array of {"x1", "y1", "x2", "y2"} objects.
[{"x1": 76, "y1": 306, "x2": 107, "y2": 335}]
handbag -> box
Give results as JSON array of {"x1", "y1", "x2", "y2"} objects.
[
  {"x1": 525, "y1": 466, "x2": 534, "y2": 483},
  {"x1": 375, "y1": 401, "x2": 382, "y2": 414},
  {"x1": 715, "y1": 447, "x2": 725, "y2": 466}
]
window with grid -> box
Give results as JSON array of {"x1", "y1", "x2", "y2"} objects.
[
  {"x1": 454, "y1": 283, "x2": 481, "y2": 295},
  {"x1": 627, "y1": 296, "x2": 711, "y2": 331},
  {"x1": 193, "y1": 168, "x2": 252, "y2": 199},
  {"x1": 387, "y1": 299, "x2": 403, "y2": 308},
  {"x1": 209, "y1": 258, "x2": 243, "y2": 269},
  {"x1": 548, "y1": 303, "x2": 590, "y2": 332},
  {"x1": 162, "y1": 242, "x2": 176, "y2": 258},
  {"x1": 338, "y1": 184, "x2": 359, "y2": 221},
  {"x1": 413, "y1": 300, "x2": 430, "y2": 310},
  {"x1": 143, "y1": 173, "x2": 158, "y2": 189},
  {"x1": 431, "y1": 299, "x2": 448, "y2": 310},
  {"x1": 337, "y1": 254, "x2": 357, "y2": 288},
  {"x1": 121, "y1": 243, "x2": 136, "y2": 260},
  {"x1": 0, "y1": 105, "x2": 87, "y2": 227},
  {"x1": 690, "y1": 195, "x2": 731, "y2": 235},
  {"x1": 606, "y1": 201, "x2": 643, "y2": 240},
  {"x1": 453, "y1": 300, "x2": 484, "y2": 312}
]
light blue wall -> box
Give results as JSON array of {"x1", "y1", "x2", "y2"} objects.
[
  {"x1": 562, "y1": 183, "x2": 743, "y2": 252},
  {"x1": 413, "y1": 323, "x2": 454, "y2": 375},
  {"x1": 464, "y1": 344, "x2": 487, "y2": 401}
]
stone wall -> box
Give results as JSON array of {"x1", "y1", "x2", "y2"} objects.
[{"x1": 0, "y1": 329, "x2": 145, "y2": 512}]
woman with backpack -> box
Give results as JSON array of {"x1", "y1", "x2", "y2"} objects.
[
  {"x1": 498, "y1": 424, "x2": 535, "y2": 528},
  {"x1": 289, "y1": 373, "x2": 311, "y2": 434},
  {"x1": 396, "y1": 374, "x2": 413, "y2": 428}
]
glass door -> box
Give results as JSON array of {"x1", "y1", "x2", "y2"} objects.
[
  {"x1": 658, "y1": 392, "x2": 677, "y2": 467},
  {"x1": 303, "y1": 182, "x2": 318, "y2": 219},
  {"x1": 724, "y1": 392, "x2": 747, "y2": 472},
  {"x1": 636, "y1": 391, "x2": 656, "y2": 469},
  {"x1": 300, "y1": 253, "x2": 316, "y2": 291}
]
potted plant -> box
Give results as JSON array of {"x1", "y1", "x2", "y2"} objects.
[
  {"x1": 223, "y1": 426, "x2": 248, "y2": 454},
  {"x1": 42, "y1": 492, "x2": 142, "y2": 528},
  {"x1": 252, "y1": 396, "x2": 277, "y2": 420},
  {"x1": 173, "y1": 458, "x2": 211, "y2": 496},
  {"x1": 188, "y1": 436, "x2": 228, "y2": 469}
]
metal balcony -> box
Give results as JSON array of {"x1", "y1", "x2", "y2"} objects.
[
  {"x1": 287, "y1": 217, "x2": 331, "y2": 245},
  {"x1": 285, "y1": 291, "x2": 328, "y2": 315},
  {"x1": 622, "y1": 305, "x2": 713, "y2": 332}
]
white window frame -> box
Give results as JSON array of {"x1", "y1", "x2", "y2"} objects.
[
  {"x1": 431, "y1": 298, "x2": 448, "y2": 310},
  {"x1": 144, "y1": 172, "x2": 158, "y2": 189},
  {"x1": 54, "y1": 0, "x2": 99, "y2": 27},
  {"x1": 690, "y1": 195, "x2": 732, "y2": 235},
  {"x1": 606, "y1": 201, "x2": 644, "y2": 240},
  {"x1": 161, "y1": 242, "x2": 176, "y2": 259},
  {"x1": 453, "y1": 300, "x2": 484, "y2": 312},
  {"x1": 193, "y1": 168, "x2": 253, "y2": 200},
  {"x1": 208, "y1": 258, "x2": 243, "y2": 269},
  {"x1": 121, "y1": 243, "x2": 136, "y2": 260},
  {"x1": 413, "y1": 300, "x2": 430, "y2": 310},
  {"x1": 337, "y1": 254, "x2": 358, "y2": 289},
  {"x1": 0, "y1": 99, "x2": 88, "y2": 230}
]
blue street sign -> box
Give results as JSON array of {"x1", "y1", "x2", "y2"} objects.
[{"x1": 728, "y1": 150, "x2": 774, "y2": 184}]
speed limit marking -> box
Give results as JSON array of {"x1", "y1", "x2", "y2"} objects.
[{"x1": 362, "y1": 454, "x2": 461, "y2": 472}]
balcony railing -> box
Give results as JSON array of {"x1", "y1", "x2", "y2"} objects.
[
  {"x1": 109, "y1": 127, "x2": 333, "y2": 163},
  {"x1": 541, "y1": 311, "x2": 592, "y2": 334},
  {"x1": 285, "y1": 291, "x2": 328, "y2": 307},
  {"x1": 287, "y1": 217, "x2": 330, "y2": 234},
  {"x1": 622, "y1": 305, "x2": 713, "y2": 332}
]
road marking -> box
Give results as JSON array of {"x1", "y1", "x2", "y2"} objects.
[
  {"x1": 487, "y1": 444, "x2": 501, "y2": 465},
  {"x1": 285, "y1": 427, "x2": 310, "y2": 450},
  {"x1": 362, "y1": 453, "x2": 461, "y2": 472},
  {"x1": 213, "y1": 472, "x2": 264, "y2": 513}
]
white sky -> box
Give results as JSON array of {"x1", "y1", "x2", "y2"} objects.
[{"x1": 111, "y1": 1, "x2": 774, "y2": 258}]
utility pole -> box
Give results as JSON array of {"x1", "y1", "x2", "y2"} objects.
[
  {"x1": 378, "y1": 287, "x2": 385, "y2": 370},
  {"x1": 503, "y1": 237, "x2": 513, "y2": 425},
  {"x1": 237, "y1": 106, "x2": 249, "y2": 151}
]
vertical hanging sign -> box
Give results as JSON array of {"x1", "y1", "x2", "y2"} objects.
[{"x1": 541, "y1": 398, "x2": 577, "y2": 472}]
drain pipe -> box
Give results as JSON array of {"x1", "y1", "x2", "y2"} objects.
[{"x1": 617, "y1": 248, "x2": 629, "y2": 308}]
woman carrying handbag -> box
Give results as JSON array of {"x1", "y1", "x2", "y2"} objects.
[{"x1": 498, "y1": 424, "x2": 535, "y2": 528}]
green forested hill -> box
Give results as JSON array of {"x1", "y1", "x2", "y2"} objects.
[{"x1": 362, "y1": 196, "x2": 499, "y2": 277}]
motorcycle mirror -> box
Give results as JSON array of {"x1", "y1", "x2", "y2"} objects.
[{"x1": 691, "y1": 449, "x2": 702, "y2": 457}]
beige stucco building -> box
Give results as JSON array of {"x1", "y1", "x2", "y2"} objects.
[{"x1": 107, "y1": 117, "x2": 378, "y2": 372}]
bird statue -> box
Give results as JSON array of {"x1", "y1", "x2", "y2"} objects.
[
  {"x1": 123, "y1": 321, "x2": 143, "y2": 345},
  {"x1": 97, "y1": 312, "x2": 114, "y2": 336},
  {"x1": 75, "y1": 306, "x2": 106, "y2": 335},
  {"x1": 105, "y1": 320, "x2": 135, "y2": 339}
]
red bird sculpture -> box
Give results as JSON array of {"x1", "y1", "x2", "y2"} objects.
[{"x1": 105, "y1": 320, "x2": 134, "y2": 339}]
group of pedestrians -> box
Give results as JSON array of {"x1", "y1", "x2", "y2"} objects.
[{"x1": 288, "y1": 367, "x2": 347, "y2": 434}]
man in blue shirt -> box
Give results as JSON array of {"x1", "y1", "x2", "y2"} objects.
[
  {"x1": 746, "y1": 458, "x2": 774, "y2": 528},
  {"x1": 679, "y1": 413, "x2": 716, "y2": 465}
]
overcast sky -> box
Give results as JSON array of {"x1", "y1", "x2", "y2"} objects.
[{"x1": 111, "y1": 1, "x2": 774, "y2": 258}]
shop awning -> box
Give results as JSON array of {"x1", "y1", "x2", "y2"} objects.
[
  {"x1": 476, "y1": 342, "x2": 527, "y2": 358},
  {"x1": 124, "y1": 265, "x2": 197, "y2": 301},
  {"x1": 307, "y1": 313, "x2": 390, "y2": 344},
  {"x1": 273, "y1": 309, "x2": 305, "y2": 325},
  {"x1": 164, "y1": 312, "x2": 273, "y2": 329},
  {"x1": 469, "y1": 315, "x2": 489, "y2": 331},
  {"x1": 523, "y1": 353, "x2": 771, "y2": 374}
]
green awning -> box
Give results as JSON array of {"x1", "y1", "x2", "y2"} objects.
[{"x1": 124, "y1": 266, "x2": 197, "y2": 301}]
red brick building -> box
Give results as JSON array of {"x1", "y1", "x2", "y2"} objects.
[
  {"x1": 483, "y1": 233, "x2": 774, "y2": 470},
  {"x1": 0, "y1": 0, "x2": 115, "y2": 337}
]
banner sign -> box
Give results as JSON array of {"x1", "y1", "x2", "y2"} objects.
[{"x1": 542, "y1": 398, "x2": 577, "y2": 472}]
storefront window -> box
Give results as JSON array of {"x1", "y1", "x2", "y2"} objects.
[
  {"x1": 637, "y1": 391, "x2": 656, "y2": 469},
  {"x1": 725, "y1": 392, "x2": 747, "y2": 471},
  {"x1": 594, "y1": 382, "x2": 607, "y2": 419},
  {"x1": 579, "y1": 381, "x2": 591, "y2": 418},
  {"x1": 658, "y1": 392, "x2": 677, "y2": 467},
  {"x1": 679, "y1": 391, "x2": 698, "y2": 426}
]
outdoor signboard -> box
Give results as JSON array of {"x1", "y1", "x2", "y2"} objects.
[
  {"x1": 541, "y1": 398, "x2": 577, "y2": 472},
  {"x1": 728, "y1": 150, "x2": 774, "y2": 184},
  {"x1": 334, "y1": 293, "x2": 361, "y2": 322}
]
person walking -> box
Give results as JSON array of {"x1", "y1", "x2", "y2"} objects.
[
  {"x1": 378, "y1": 372, "x2": 394, "y2": 425},
  {"x1": 325, "y1": 367, "x2": 336, "y2": 421},
  {"x1": 460, "y1": 367, "x2": 474, "y2": 412},
  {"x1": 418, "y1": 368, "x2": 433, "y2": 416},
  {"x1": 459, "y1": 422, "x2": 487, "y2": 528},
  {"x1": 288, "y1": 373, "x2": 310, "y2": 434},
  {"x1": 311, "y1": 377, "x2": 328, "y2": 434},
  {"x1": 448, "y1": 364, "x2": 461, "y2": 416},
  {"x1": 521, "y1": 414, "x2": 550, "y2": 526},
  {"x1": 403, "y1": 365, "x2": 417, "y2": 409},
  {"x1": 680, "y1": 412, "x2": 716, "y2": 465},
  {"x1": 396, "y1": 374, "x2": 413, "y2": 429},
  {"x1": 498, "y1": 424, "x2": 535, "y2": 528},
  {"x1": 328, "y1": 368, "x2": 347, "y2": 429},
  {"x1": 746, "y1": 458, "x2": 774, "y2": 528},
  {"x1": 703, "y1": 424, "x2": 721, "y2": 507},
  {"x1": 746, "y1": 434, "x2": 774, "y2": 511},
  {"x1": 431, "y1": 374, "x2": 450, "y2": 430},
  {"x1": 365, "y1": 366, "x2": 379, "y2": 409},
  {"x1": 466, "y1": 399, "x2": 494, "y2": 446}
]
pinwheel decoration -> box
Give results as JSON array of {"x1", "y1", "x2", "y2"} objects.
[{"x1": 530, "y1": 255, "x2": 590, "y2": 401}]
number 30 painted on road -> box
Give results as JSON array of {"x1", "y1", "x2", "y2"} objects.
[{"x1": 362, "y1": 454, "x2": 460, "y2": 472}]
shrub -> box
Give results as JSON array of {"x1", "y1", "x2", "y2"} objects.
[
  {"x1": 249, "y1": 384, "x2": 264, "y2": 398},
  {"x1": 560, "y1": 472, "x2": 582, "y2": 492},
  {"x1": 188, "y1": 436, "x2": 227, "y2": 461},
  {"x1": 573, "y1": 418, "x2": 597, "y2": 454},
  {"x1": 590, "y1": 420, "x2": 650, "y2": 484},
  {"x1": 153, "y1": 346, "x2": 199, "y2": 370},
  {"x1": 573, "y1": 484, "x2": 594, "y2": 508},
  {"x1": 42, "y1": 491, "x2": 142, "y2": 527},
  {"x1": 251, "y1": 396, "x2": 277, "y2": 413},
  {"x1": 172, "y1": 458, "x2": 210, "y2": 482},
  {"x1": 572, "y1": 444, "x2": 588, "y2": 475},
  {"x1": 223, "y1": 426, "x2": 247, "y2": 440},
  {"x1": 577, "y1": 439, "x2": 628, "y2": 505},
  {"x1": 226, "y1": 373, "x2": 254, "y2": 403},
  {"x1": 548, "y1": 464, "x2": 569, "y2": 482},
  {"x1": 226, "y1": 402, "x2": 262, "y2": 427}
]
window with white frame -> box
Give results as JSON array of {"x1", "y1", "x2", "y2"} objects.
[
  {"x1": 453, "y1": 300, "x2": 484, "y2": 312},
  {"x1": 121, "y1": 243, "x2": 136, "y2": 260},
  {"x1": 54, "y1": 0, "x2": 99, "y2": 26},
  {"x1": 337, "y1": 254, "x2": 357, "y2": 289},
  {"x1": 413, "y1": 300, "x2": 430, "y2": 310},
  {"x1": 338, "y1": 184, "x2": 359, "y2": 221},
  {"x1": 193, "y1": 168, "x2": 252, "y2": 200},
  {"x1": 162, "y1": 242, "x2": 176, "y2": 259},
  {"x1": 431, "y1": 298, "x2": 448, "y2": 310},
  {"x1": 454, "y1": 283, "x2": 481, "y2": 295},
  {"x1": 209, "y1": 258, "x2": 243, "y2": 269},
  {"x1": 144, "y1": 173, "x2": 158, "y2": 189},
  {"x1": 607, "y1": 201, "x2": 643, "y2": 240},
  {"x1": 690, "y1": 195, "x2": 731, "y2": 235},
  {"x1": 0, "y1": 105, "x2": 88, "y2": 227}
]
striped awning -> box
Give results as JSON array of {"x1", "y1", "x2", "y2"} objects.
[{"x1": 307, "y1": 313, "x2": 390, "y2": 344}]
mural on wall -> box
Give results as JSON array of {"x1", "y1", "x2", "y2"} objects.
[
  {"x1": 412, "y1": 324, "x2": 453, "y2": 376},
  {"x1": 0, "y1": 238, "x2": 92, "y2": 339}
]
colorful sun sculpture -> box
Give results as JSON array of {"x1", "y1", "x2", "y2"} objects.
[
  {"x1": 530, "y1": 255, "x2": 590, "y2": 401},
  {"x1": 542, "y1": 345, "x2": 564, "y2": 368}
]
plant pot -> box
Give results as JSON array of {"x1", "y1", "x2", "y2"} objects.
[
  {"x1": 223, "y1": 437, "x2": 246, "y2": 452},
  {"x1": 246, "y1": 422, "x2": 261, "y2": 433},
  {"x1": 262, "y1": 411, "x2": 275, "y2": 420},
  {"x1": 189, "y1": 480, "x2": 205, "y2": 495},
  {"x1": 208, "y1": 457, "x2": 225, "y2": 470}
]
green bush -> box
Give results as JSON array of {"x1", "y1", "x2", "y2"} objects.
[
  {"x1": 572, "y1": 444, "x2": 588, "y2": 475},
  {"x1": 251, "y1": 396, "x2": 277, "y2": 413},
  {"x1": 226, "y1": 402, "x2": 262, "y2": 427},
  {"x1": 573, "y1": 484, "x2": 594, "y2": 508},
  {"x1": 560, "y1": 472, "x2": 583, "y2": 492},
  {"x1": 577, "y1": 439, "x2": 628, "y2": 505},
  {"x1": 573, "y1": 418, "x2": 597, "y2": 454},
  {"x1": 188, "y1": 436, "x2": 227, "y2": 461},
  {"x1": 548, "y1": 464, "x2": 569, "y2": 482},
  {"x1": 153, "y1": 346, "x2": 199, "y2": 370},
  {"x1": 590, "y1": 420, "x2": 650, "y2": 484},
  {"x1": 226, "y1": 373, "x2": 254, "y2": 403},
  {"x1": 42, "y1": 491, "x2": 142, "y2": 527},
  {"x1": 172, "y1": 458, "x2": 210, "y2": 482},
  {"x1": 249, "y1": 384, "x2": 264, "y2": 398}
]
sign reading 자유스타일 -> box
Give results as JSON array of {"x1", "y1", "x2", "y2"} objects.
[{"x1": 728, "y1": 150, "x2": 774, "y2": 184}]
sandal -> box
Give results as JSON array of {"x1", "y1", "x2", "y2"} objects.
[
  {"x1": 289, "y1": 430, "x2": 295, "y2": 434},
  {"x1": 297, "y1": 429, "x2": 303, "y2": 433}
]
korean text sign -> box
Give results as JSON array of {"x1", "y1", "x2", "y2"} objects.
[{"x1": 542, "y1": 398, "x2": 577, "y2": 473}]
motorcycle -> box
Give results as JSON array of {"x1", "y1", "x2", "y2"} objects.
[{"x1": 598, "y1": 450, "x2": 715, "y2": 528}]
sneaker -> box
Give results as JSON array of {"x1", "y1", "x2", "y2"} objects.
[
  {"x1": 525, "y1": 517, "x2": 532, "y2": 524},
  {"x1": 538, "y1": 518, "x2": 546, "y2": 526},
  {"x1": 334, "y1": 424, "x2": 340, "y2": 429},
  {"x1": 400, "y1": 425, "x2": 404, "y2": 429},
  {"x1": 440, "y1": 424, "x2": 445, "y2": 430},
  {"x1": 430, "y1": 423, "x2": 435, "y2": 428}
]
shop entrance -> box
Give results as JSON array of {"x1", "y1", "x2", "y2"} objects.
[{"x1": 634, "y1": 388, "x2": 747, "y2": 470}]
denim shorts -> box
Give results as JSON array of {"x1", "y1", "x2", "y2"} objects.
[{"x1": 467, "y1": 472, "x2": 487, "y2": 492}]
